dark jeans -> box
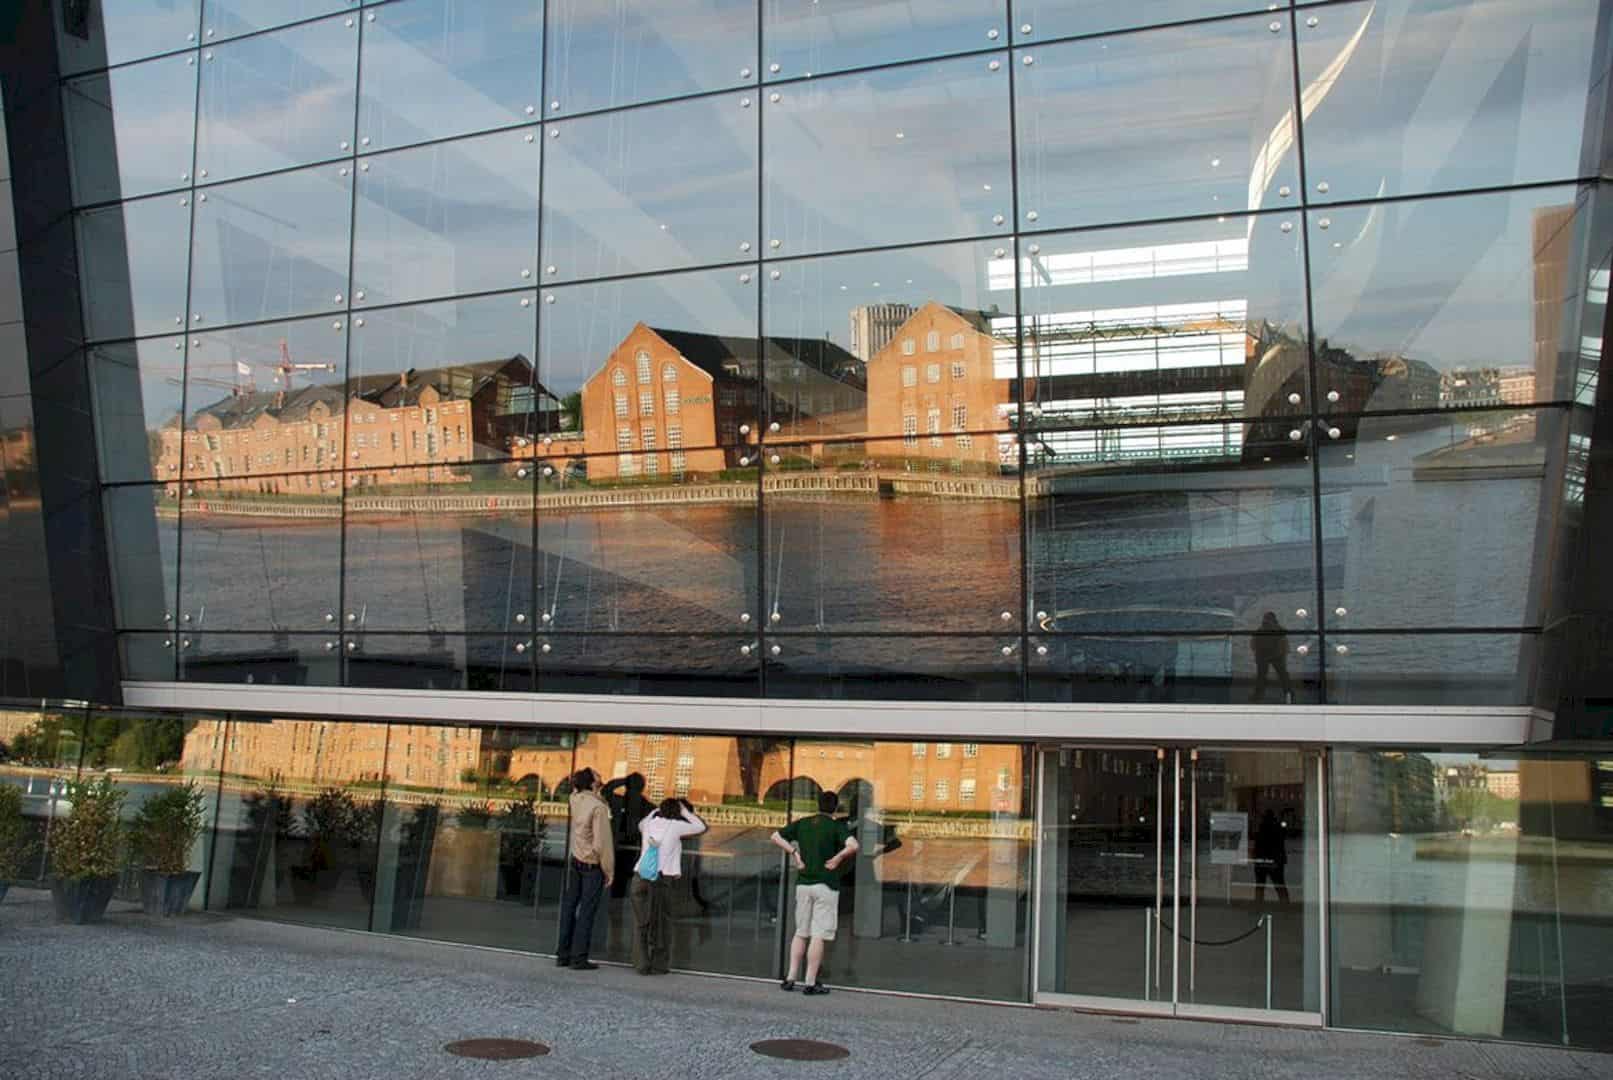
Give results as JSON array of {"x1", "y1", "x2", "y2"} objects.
[
  {"x1": 630, "y1": 876, "x2": 672, "y2": 974},
  {"x1": 1254, "y1": 862, "x2": 1290, "y2": 904},
  {"x1": 556, "y1": 859, "x2": 606, "y2": 962},
  {"x1": 1252, "y1": 657, "x2": 1292, "y2": 702}
]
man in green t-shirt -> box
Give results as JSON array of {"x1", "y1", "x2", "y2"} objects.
[{"x1": 771, "y1": 791, "x2": 860, "y2": 995}]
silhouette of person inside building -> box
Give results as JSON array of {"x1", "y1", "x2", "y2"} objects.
[
  {"x1": 1251, "y1": 612, "x2": 1293, "y2": 703},
  {"x1": 603, "y1": 772, "x2": 653, "y2": 900},
  {"x1": 1252, "y1": 808, "x2": 1290, "y2": 905}
]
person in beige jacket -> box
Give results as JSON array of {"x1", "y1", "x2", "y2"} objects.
[{"x1": 555, "y1": 768, "x2": 614, "y2": 970}]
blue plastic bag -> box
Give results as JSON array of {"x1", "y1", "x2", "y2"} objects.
[{"x1": 635, "y1": 839, "x2": 660, "y2": 881}]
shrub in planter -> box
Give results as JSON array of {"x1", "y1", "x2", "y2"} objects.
[
  {"x1": 0, "y1": 783, "x2": 29, "y2": 903},
  {"x1": 131, "y1": 782, "x2": 206, "y2": 916},
  {"x1": 497, "y1": 797, "x2": 547, "y2": 902},
  {"x1": 50, "y1": 776, "x2": 126, "y2": 924},
  {"x1": 291, "y1": 787, "x2": 363, "y2": 899}
]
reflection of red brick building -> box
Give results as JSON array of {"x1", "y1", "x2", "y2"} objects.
[
  {"x1": 866, "y1": 303, "x2": 1016, "y2": 466},
  {"x1": 158, "y1": 357, "x2": 543, "y2": 493}
]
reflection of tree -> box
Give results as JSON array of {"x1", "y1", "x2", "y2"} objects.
[
  {"x1": 736, "y1": 737, "x2": 786, "y2": 802},
  {"x1": 82, "y1": 715, "x2": 186, "y2": 772},
  {"x1": 560, "y1": 391, "x2": 582, "y2": 433},
  {"x1": 7, "y1": 716, "x2": 72, "y2": 766}
]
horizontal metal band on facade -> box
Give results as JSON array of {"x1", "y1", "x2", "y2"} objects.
[{"x1": 121, "y1": 681, "x2": 1534, "y2": 746}]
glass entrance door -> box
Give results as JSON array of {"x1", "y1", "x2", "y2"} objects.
[{"x1": 1036, "y1": 746, "x2": 1323, "y2": 1022}]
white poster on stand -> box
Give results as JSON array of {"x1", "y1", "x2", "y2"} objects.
[{"x1": 1209, "y1": 811, "x2": 1248, "y2": 865}]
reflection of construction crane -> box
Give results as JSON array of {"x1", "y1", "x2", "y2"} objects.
[{"x1": 274, "y1": 339, "x2": 336, "y2": 409}]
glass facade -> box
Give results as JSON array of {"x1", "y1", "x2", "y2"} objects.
[
  {"x1": 0, "y1": 0, "x2": 1608, "y2": 1053},
  {"x1": 64, "y1": 1, "x2": 1601, "y2": 704}
]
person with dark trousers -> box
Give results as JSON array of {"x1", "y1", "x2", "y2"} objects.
[
  {"x1": 555, "y1": 768, "x2": 614, "y2": 970},
  {"x1": 632, "y1": 796, "x2": 707, "y2": 975},
  {"x1": 602, "y1": 771, "x2": 653, "y2": 900},
  {"x1": 1252, "y1": 808, "x2": 1290, "y2": 904},
  {"x1": 1251, "y1": 612, "x2": 1293, "y2": 703}
]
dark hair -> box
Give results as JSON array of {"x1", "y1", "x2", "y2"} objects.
[
  {"x1": 571, "y1": 768, "x2": 595, "y2": 792},
  {"x1": 656, "y1": 797, "x2": 684, "y2": 819},
  {"x1": 818, "y1": 791, "x2": 839, "y2": 814}
]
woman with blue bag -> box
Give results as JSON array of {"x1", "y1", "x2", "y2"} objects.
[{"x1": 630, "y1": 796, "x2": 707, "y2": 975}]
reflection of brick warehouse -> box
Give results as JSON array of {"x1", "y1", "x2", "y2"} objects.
[
  {"x1": 158, "y1": 356, "x2": 545, "y2": 494},
  {"x1": 183, "y1": 718, "x2": 483, "y2": 790},
  {"x1": 549, "y1": 324, "x2": 865, "y2": 480},
  {"x1": 866, "y1": 303, "x2": 1016, "y2": 466}
]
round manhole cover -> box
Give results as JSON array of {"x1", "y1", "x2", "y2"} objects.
[
  {"x1": 444, "y1": 1038, "x2": 551, "y2": 1060},
  {"x1": 751, "y1": 1039, "x2": 851, "y2": 1061}
]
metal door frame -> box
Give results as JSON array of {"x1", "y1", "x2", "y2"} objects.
[{"x1": 1032, "y1": 744, "x2": 1326, "y2": 1026}]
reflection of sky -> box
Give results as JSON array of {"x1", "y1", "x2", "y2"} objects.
[
  {"x1": 65, "y1": 56, "x2": 196, "y2": 205},
  {"x1": 348, "y1": 293, "x2": 536, "y2": 384},
  {"x1": 763, "y1": 0, "x2": 1002, "y2": 80}
]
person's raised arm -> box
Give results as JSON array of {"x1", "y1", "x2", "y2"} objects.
[
  {"x1": 675, "y1": 798, "x2": 708, "y2": 837},
  {"x1": 823, "y1": 832, "x2": 859, "y2": 872}
]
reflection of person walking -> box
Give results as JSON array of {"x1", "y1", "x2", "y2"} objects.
[
  {"x1": 1253, "y1": 809, "x2": 1290, "y2": 904},
  {"x1": 555, "y1": 768, "x2": 614, "y2": 971},
  {"x1": 1251, "y1": 612, "x2": 1293, "y2": 704},
  {"x1": 631, "y1": 797, "x2": 707, "y2": 975},
  {"x1": 771, "y1": 792, "x2": 860, "y2": 996}
]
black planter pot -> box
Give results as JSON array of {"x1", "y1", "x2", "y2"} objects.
[
  {"x1": 50, "y1": 875, "x2": 119, "y2": 924},
  {"x1": 139, "y1": 870, "x2": 201, "y2": 916}
]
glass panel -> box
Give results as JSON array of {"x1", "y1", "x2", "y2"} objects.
[
  {"x1": 203, "y1": 0, "x2": 359, "y2": 41},
  {"x1": 1015, "y1": 15, "x2": 1298, "y2": 232},
  {"x1": 357, "y1": 0, "x2": 544, "y2": 152},
  {"x1": 1027, "y1": 634, "x2": 1323, "y2": 704},
  {"x1": 538, "y1": 267, "x2": 758, "y2": 452},
  {"x1": 81, "y1": 709, "x2": 223, "y2": 909},
  {"x1": 1316, "y1": 409, "x2": 1560, "y2": 629},
  {"x1": 105, "y1": 484, "x2": 179, "y2": 631},
  {"x1": 535, "y1": 456, "x2": 757, "y2": 633},
  {"x1": 536, "y1": 634, "x2": 760, "y2": 697},
  {"x1": 212, "y1": 716, "x2": 387, "y2": 929},
  {"x1": 195, "y1": 13, "x2": 359, "y2": 184},
  {"x1": 1181, "y1": 749, "x2": 1321, "y2": 1013},
  {"x1": 343, "y1": 462, "x2": 534, "y2": 632},
  {"x1": 1330, "y1": 750, "x2": 1613, "y2": 1050},
  {"x1": 119, "y1": 631, "x2": 179, "y2": 681},
  {"x1": 352, "y1": 129, "x2": 540, "y2": 307},
  {"x1": 545, "y1": 0, "x2": 756, "y2": 115},
  {"x1": 89, "y1": 337, "x2": 186, "y2": 484},
  {"x1": 762, "y1": 437, "x2": 1020, "y2": 633},
  {"x1": 78, "y1": 194, "x2": 192, "y2": 342},
  {"x1": 1309, "y1": 187, "x2": 1588, "y2": 412},
  {"x1": 764, "y1": 53, "x2": 1012, "y2": 256},
  {"x1": 764, "y1": 635, "x2": 1023, "y2": 701},
  {"x1": 1027, "y1": 421, "x2": 1317, "y2": 637},
  {"x1": 370, "y1": 725, "x2": 570, "y2": 947},
  {"x1": 178, "y1": 477, "x2": 343, "y2": 631},
  {"x1": 182, "y1": 317, "x2": 349, "y2": 481},
  {"x1": 564, "y1": 733, "x2": 791, "y2": 976},
  {"x1": 1021, "y1": 213, "x2": 1310, "y2": 428},
  {"x1": 64, "y1": 54, "x2": 198, "y2": 205},
  {"x1": 788, "y1": 738, "x2": 1032, "y2": 1000},
  {"x1": 0, "y1": 706, "x2": 85, "y2": 883},
  {"x1": 55, "y1": 0, "x2": 202, "y2": 76},
  {"x1": 1019, "y1": 0, "x2": 1275, "y2": 40},
  {"x1": 540, "y1": 94, "x2": 756, "y2": 283},
  {"x1": 1323, "y1": 633, "x2": 1535, "y2": 706},
  {"x1": 763, "y1": 0, "x2": 1005, "y2": 81},
  {"x1": 347, "y1": 292, "x2": 540, "y2": 459},
  {"x1": 1038, "y1": 747, "x2": 1168, "y2": 999},
  {"x1": 1298, "y1": 0, "x2": 1607, "y2": 203},
  {"x1": 763, "y1": 239, "x2": 1015, "y2": 441},
  {"x1": 178, "y1": 632, "x2": 343, "y2": 685},
  {"x1": 188, "y1": 163, "x2": 353, "y2": 327}
]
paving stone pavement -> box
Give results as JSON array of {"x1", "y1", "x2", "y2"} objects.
[{"x1": 2, "y1": 888, "x2": 1607, "y2": 1080}]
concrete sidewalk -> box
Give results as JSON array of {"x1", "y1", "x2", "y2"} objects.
[{"x1": 0, "y1": 888, "x2": 1604, "y2": 1080}]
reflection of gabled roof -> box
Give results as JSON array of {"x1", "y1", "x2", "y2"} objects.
[
  {"x1": 192, "y1": 383, "x2": 345, "y2": 429},
  {"x1": 350, "y1": 354, "x2": 544, "y2": 408},
  {"x1": 648, "y1": 329, "x2": 866, "y2": 390}
]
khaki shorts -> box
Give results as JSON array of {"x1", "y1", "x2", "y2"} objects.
[{"x1": 792, "y1": 882, "x2": 840, "y2": 941}]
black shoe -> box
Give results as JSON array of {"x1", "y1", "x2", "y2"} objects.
[
  {"x1": 779, "y1": 979, "x2": 797, "y2": 992},
  {"x1": 570, "y1": 959, "x2": 599, "y2": 971},
  {"x1": 803, "y1": 983, "x2": 830, "y2": 996},
  {"x1": 554, "y1": 957, "x2": 571, "y2": 968}
]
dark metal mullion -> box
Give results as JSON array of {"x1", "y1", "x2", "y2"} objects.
[
  {"x1": 200, "y1": 712, "x2": 231, "y2": 910},
  {"x1": 170, "y1": 35, "x2": 206, "y2": 684},
  {"x1": 335, "y1": 11, "x2": 365, "y2": 685},
  {"x1": 531, "y1": 0, "x2": 552, "y2": 695},
  {"x1": 366, "y1": 714, "x2": 396, "y2": 934},
  {"x1": 1007, "y1": 0, "x2": 1030, "y2": 701},
  {"x1": 755, "y1": 5, "x2": 768, "y2": 701},
  {"x1": 1286, "y1": 9, "x2": 1330, "y2": 703}
]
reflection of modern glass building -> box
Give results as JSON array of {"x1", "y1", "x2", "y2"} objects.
[{"x1": 3, "y1": 0, "x2": 1613, "y2": 1051}]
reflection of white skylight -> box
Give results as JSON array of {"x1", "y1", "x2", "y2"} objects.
[
  {"x1": 1588, "y1": 268, "x2": 1609, "y2": 306},
  {"x1": 1029, "y1": 300, "x2": 1250, "y2": 376},
  {"x1": 1036, "y1": 422, "x2": 1244, "y2": 465},
  {"x1": 990, "y1": 239, "x2": 1249, "y2": 290}
]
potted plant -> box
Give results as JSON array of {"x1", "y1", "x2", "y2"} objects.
[
  {"x1": 290, "y1": 787, "x2": 360, "y2": 902},
  {"x1": 130, "y1": 782, "x2": 206, "y2": 916},
  {"x1": 0, "y1": 783, "x2": 29, "y2": 902},
  {"x1": 497, "y1": 796, "x2": 546, "y2": 902},
  {"x1": 354, "y1": 796, "x2": 386, "y2": 904},
  {"x1": 49, "y1": 775, "x2": 126, "y2": 923}
]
